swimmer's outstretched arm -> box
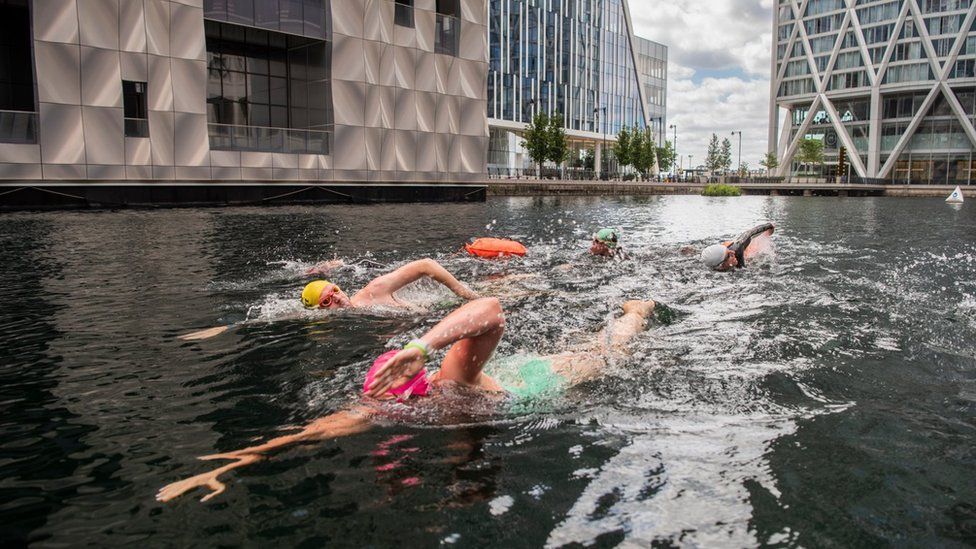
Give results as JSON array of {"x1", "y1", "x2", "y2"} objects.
[
  {"x1": 156, "y1": 409, "x2": 372, "y2": 503},
  {"x1": 366, "y1": 297, "x2": 505, "y2": 397},
  {"x1": 363, "y1": 259, "x2": 480, "y2": 301}
]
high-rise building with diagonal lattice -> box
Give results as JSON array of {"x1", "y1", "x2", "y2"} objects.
[{"x1": 770, "y1": 0, "x2": 976, "y2": 184}]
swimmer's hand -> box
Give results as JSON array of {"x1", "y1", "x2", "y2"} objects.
[
  {"x1": 178, "y1": 325, "x2": 231, "y2": 341},
  {"x1": 306, "y1": 259, "x2": 344, "y2": 276},
  {"x1": 366, "y1": 346, "x2": 425, "y2": 398},
  {"x1": 155, "y1": 454, "x2": 261, "y2": 503}
]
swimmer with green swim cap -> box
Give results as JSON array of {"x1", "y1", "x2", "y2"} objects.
[
  {"x1": 590, "y1": 228, "x2": 626, "y2": 258},
  {"x1": 157, "y1": 297, "x2": 658, "y2": 502}
]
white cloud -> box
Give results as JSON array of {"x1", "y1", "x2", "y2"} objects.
[{"x1": 631, "y1": 0, "x2": 775, "y2": 169}]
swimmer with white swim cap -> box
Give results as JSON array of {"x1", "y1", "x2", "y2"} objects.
[{"x1": 700, "y1": 223, "x2": 775, "y2": 271}]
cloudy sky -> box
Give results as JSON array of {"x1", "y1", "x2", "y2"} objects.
[{"x1": 630, "y1": 0, "x2": 775, "y2": 171}]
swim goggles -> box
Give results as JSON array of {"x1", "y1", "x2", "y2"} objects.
[{"x1": 317, "y1": 283, "x2": 342, "y2": 308}]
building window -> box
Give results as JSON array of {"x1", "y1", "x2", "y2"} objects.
[
  {"x1": 203, "y1": 0, "x2": 329, "y2": 40},
  {"x1": 122, "y1": 81, "x2": 149, "y2": 138},
  {"x1": 434, "y1": 0, "x2": 460, "y2": 56},
  {"x1": 0, "y1": 0, "x2": 36, "y2": 143},
  {"x1": 436, "y1": 0, "x2": 458, "y2": 17},
  {"x1": 205, "y1": 20, "x2": 332, "y2": 154},
  {"x1": 394, "y1": 0, "x2": 414, "y2": 28}
]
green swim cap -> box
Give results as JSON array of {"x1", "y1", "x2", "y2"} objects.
[{"x1": 595, "y1": 228, "x2": 619, "y2": 248}]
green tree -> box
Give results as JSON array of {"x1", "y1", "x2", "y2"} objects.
[
  {"x1": 797, "y1": 138, "x2": 824, "y2": 175},
  {"x1": 759, "y1": 151, "x2": 779, "y2": 175},
  {"x1": 613, "y1": 127, "x2": 633, "y2": 170},
  {"x1": 720, "y1": 138, "x2": 733, "y2": 174},
  {"x1": 738, "y1": 161, "x2": 749, "y2": 177},
  {"x1": 546, "y1": 113, "x2": 569, "y2": 168},
  {"x1": 521, "y1": 112, "x2": 550, "y2": 176},
  {"x1": 632, "y1": 129, "x2": 657, "y2": 178},
  {"x1": 705, "y1": 134, "x2": 722, "y2": 173},
  {"x1": 655, "y1": 140, "x2": 676, "y2": 174}
]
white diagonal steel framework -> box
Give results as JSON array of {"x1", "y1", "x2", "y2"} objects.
[{"x1": 770, "y1": 0, "x2": 976, "y2": 180}]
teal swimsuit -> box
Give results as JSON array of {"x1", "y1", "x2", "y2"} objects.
[{"x1": 487, "y1": 355, "x2": 567, "y2": 400}]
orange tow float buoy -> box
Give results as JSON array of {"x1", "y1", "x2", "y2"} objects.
[{"x1": 464, "y1": 237, "x2": 527, "y2": 259}]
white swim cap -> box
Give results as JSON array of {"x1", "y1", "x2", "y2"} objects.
[{"x1": 700, "y1": 244, "x2": 728, "y2": 269}]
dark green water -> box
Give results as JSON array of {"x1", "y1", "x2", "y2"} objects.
[{"x1": 1, "y1": 196, "x2": 974, "y2": 547}]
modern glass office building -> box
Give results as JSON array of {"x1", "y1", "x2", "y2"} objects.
[
  {"x1": 770, "y1": 0, "x2": 976, "y2": 183},
  {"x1": 635, "y1": 36, "x2": 667, "y2": 145},
  {"x1": 0, "y1": 0, "x2": 488, "y2": 183},
  {"x1": 486, "y1": 0, "x2": 649, "y2": 172}
]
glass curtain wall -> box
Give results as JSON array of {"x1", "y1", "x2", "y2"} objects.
[
  {"x1": 204, "y1": 19, "x2": 333, "y2": 154},
  {"x1": 204, "y1": 0, "x2": 330, "y2": 39},
  {"x1": 487, "y1": 0, "x2": 646, "y2": 134}
]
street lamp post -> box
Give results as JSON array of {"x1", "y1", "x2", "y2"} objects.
[
  {"x1": 731, "y1": 130, "x2": 742, "y2": 176},
  {"x1": 668, "y1": 124, "x2": 677, "y2": 179},
  {"x1": 594, "y1": 106, "x2": 606, "y2": 180}
]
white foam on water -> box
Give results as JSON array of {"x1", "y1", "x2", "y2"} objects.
[{"x1": 489, "y1": 495, "x2": 515, "y2": 516}]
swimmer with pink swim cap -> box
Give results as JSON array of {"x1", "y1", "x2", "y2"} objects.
[
  {"x1": 363, "y1": 350, "x2": 431, "y2": 399},
  {"x1": 157, "y1": 296, "x2": 659, "y2": 503}
]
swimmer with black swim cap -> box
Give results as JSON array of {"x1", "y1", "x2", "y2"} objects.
[
  {"x1": 591, "y1": 228, "x2": 626, "y2": 259},
  {"x1": 701, "y1": 223, "x2": 775, "y2": 271}
]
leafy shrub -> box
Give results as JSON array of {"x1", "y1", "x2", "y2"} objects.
[
  {"x1": 623, "y1": 173, "x2": 637, "y2": 181},
  {"x1": 702, "y1": 184, "x2": 742, "y2": 197}
]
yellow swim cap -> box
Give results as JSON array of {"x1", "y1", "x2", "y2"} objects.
[{"x1": 301, "y1": 280, "x2": 333, "y2": 308}]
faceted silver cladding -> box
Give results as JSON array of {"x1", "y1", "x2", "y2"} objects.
[
  {"x1": 81, "y1": 106, "x2": 124, "y2": 165},
  {"x1": 81, "y1": 47, "x2": 123, "y2": 108},
  {"x1": 330, "y1": 0, "x2": 488, "y2": 180},
  {"x1": 35, "y1": 42, "x2": 82, "y2": 105},
  {"x1": 6, "y1": 0, "x2": 485, "y2": 183},
  {"x1": 79, "y1": 0, "x2": 119, "y2": 50},
  {"x1": 33, "y1": 0, "x2": 80, "y2": 44},
  {"x1": 145, "y1": 0, "x2": 171, "y2": 56},
  {"x1": 39, "y1": 104, "x2": 85, "y2": 164},
  {"x1": 119, "y1": 0, "x2": 147, "y2": 53}
]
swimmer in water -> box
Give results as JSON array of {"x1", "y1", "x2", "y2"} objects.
[
  {"x1": 590, "y1": 228, "x2": 625, "y2": 259},
  {"x1": 179, "y1": 259, "x2": 479, "y2": 340},
  {"x1": 699, "y1": 223, "x2": 775, "y2": 272},
  {"x1": 299, "y1": 258, "x2": 479, "y2": 310},
  {"x1": 157, "y1": 297, "x2": 657, "y2": 502}
]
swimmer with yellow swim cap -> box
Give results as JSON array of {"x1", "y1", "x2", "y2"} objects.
[
  {"x1": 300, "y1": 258, "x2": 480, "y2": 310},
  {"x1": 178, "y1": 259, "x2": 479, "y2": 341}
]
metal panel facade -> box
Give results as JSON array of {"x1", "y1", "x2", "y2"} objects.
[{"x1": 4, "y1": 0, "x2": 489, "y2": 182}]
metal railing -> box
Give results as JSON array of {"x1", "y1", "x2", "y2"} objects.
[
  {"x1": 208, "y1": 123, "x2": 331, "y2": 155},
  {"x1": 0, "y1": 110, "x2": 37, "y2": 144},
  {"x1": 124, "y1": 118, "x2": 149, "y2": 138}
]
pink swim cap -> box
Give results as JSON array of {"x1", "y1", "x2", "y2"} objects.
[{"x1": 363, "y1": 350, "x2": 431, "y2": 399}]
